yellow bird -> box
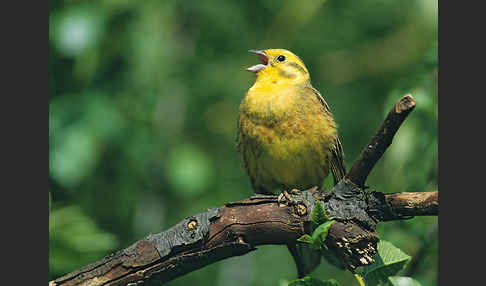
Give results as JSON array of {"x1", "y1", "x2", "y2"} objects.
[{"x1": 237, "y1": 49, "x2": 346, "y2": 198}]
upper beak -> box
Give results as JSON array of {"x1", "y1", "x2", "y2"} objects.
[{"x1": 247, "y1": 49, "x2": 268, "y2": 73}]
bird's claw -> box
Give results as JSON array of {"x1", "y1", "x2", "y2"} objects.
[
  {"x1": 289, "y1": 188, "x2": 301, "y2": 195},
  {"x1": 277, "y1": 189, "x2": 300, "y2": 206}
]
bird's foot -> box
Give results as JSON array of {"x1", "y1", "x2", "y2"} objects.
[{"x1": 277, "y1": 189, "x2": 301, "y2": 206}]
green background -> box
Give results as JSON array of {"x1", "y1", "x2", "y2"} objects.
[{"x1": 49, "y1": 0, "x2": 438, "y2": 285}]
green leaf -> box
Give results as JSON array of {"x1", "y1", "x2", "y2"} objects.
[
  {"x1": 311, "y1": 220, "x2": 335, "y2": 248},
  {"x1": 356, "y1": 240, "x2": 411, "y2": 286},
  {"x1": 297, "y1": 234, "x2": 314, "y2": 244},
  {"x1": 296, "y1": 234, "x2": 321, "y2": 250},
  {"x1": 354, "y1": 274, "x2": 366, "y2": 286},
  {"x1": 387, "y1": 276, "x2": 423, "y2": 286},
  {"x1": 299, "y1": 202, "x2": 334, "y2": 250},
  {"x1": 311, "y1": 201, "x2": 330, "y2": 230},
  {"x1": 288, "y1": 276, "x2": 341, "y2": 286}
]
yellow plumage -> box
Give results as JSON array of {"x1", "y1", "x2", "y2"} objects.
[{"x1": 237, "y1": 49, "x2": 345, "y2": 194}]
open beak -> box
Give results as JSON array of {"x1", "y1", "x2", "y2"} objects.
[{"x1": 246, "y1": 49, "x2": 268, "y2": 73}]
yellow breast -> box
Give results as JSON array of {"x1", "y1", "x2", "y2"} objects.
[{"x1": 238, "y1": 82, "x2": 337, "y2": 191}]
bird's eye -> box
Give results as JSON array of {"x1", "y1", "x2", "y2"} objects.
[{"x1": 277, "y1": 55, "x2": 286, "y2": 62}]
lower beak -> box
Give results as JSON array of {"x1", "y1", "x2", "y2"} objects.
[{"x1": 246, "y1": 49, "x2": 268, "y2": 73}]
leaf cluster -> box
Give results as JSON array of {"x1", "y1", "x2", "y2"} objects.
[
  {"x1": 289, "y1": 238, "x2": 423, "y2": 286},
  {"x1": 296, "y1": 201, "x2": 335, "y2": 251}
]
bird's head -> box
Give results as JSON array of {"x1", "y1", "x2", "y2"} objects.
[{"x1": 246, "y1": 49, "x2": 310, "y2": 85}]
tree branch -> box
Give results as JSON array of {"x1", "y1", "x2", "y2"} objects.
[
  {"x1": 50, "y1": 190, "x2": 437, "y2": 286},
  {"x1": 49, "y1": 94, "x2": 438, "y2": 286},
  {"x1": 346, "y1": 94, "x2": 416, "y2": 188},
  {"x1": 377, "y1": 190, "x2": 438, "y2": 219}
]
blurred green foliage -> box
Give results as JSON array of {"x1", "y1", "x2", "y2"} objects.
[{"x1": 49, "y1": 0, "x2": 437, "y2": 285}]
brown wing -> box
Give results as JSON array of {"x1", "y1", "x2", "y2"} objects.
[{"x1": 308, "y1": 86, "x2": 346, "y2": 186}]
